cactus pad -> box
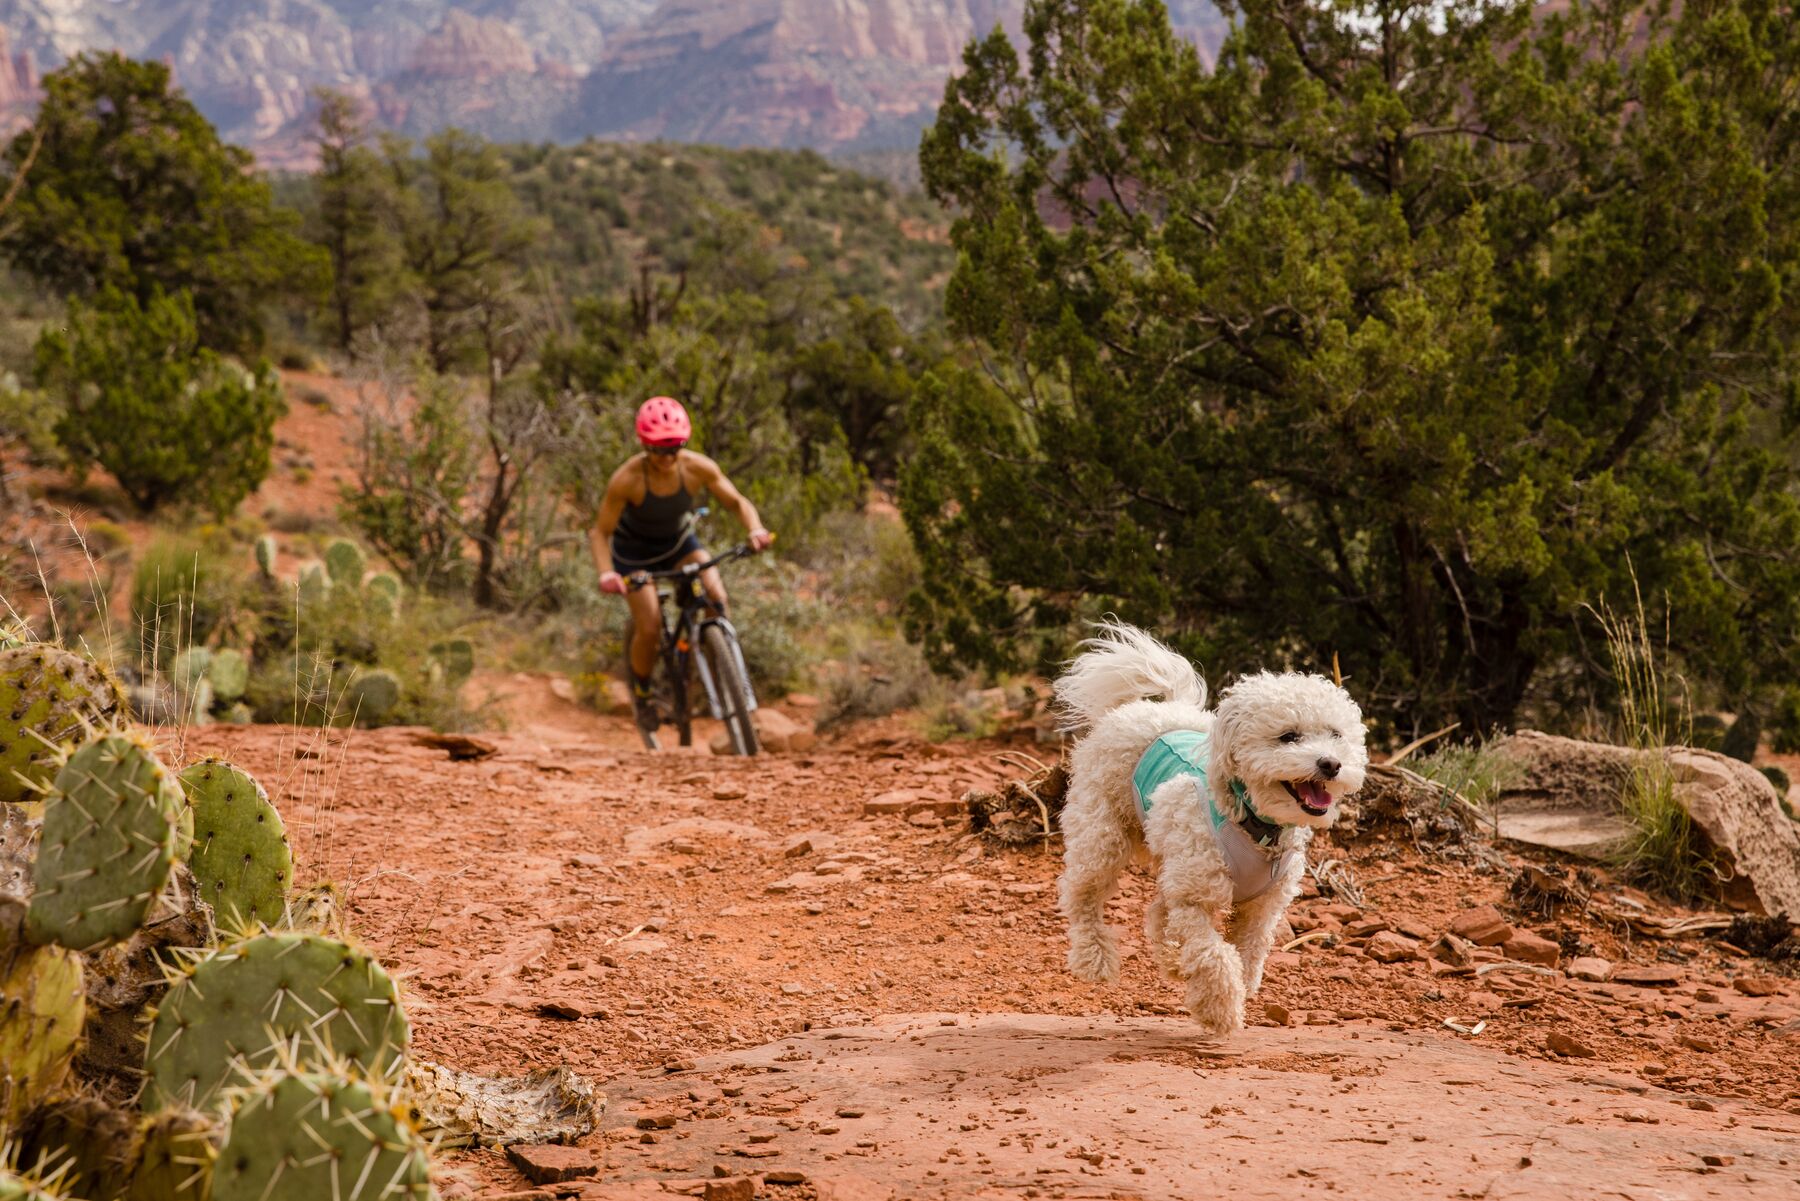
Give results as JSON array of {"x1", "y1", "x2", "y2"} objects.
[
  {"x1": 344, "y1": 670, "x2": 401, "y2": 724},
  {"x1": 26, "y1": 734, "x2": 183, "y2": 951},
  {"x1": 365, "y1": 573, "x2": 402, "y2": 621},
  {"x1": 296, "y1": 562, "x2": 330, "y2": 607},
  {"x1": 125, "y1": 1109, "x2": 216, "y2": 1201},
  {"x1": 144, "y1": 933, "x2": 410, "y2": 1112},
  {"x1": 0, "y1": 645, "x2": 129, "y2": 806},
  {"x1": 177, "y1": 759, "x2": 291, "y2": 930},
  {"x1": 253, "y1": 535, "x2": 278, "y2": 580},
  {"x1": 168, "y1": 649, "x2": 211, "y2": 696},
  {"x1": 207, "y1": 650, "x2": 249, "y2": 704},
  {"x1": 0, "y1": 943, "x2": 84, "y2": 1126},
  {"x1": 324, "y1": 539, "x2": 367, "y2": 588},
  {"x1": 0, "y1": 1171, "x2": 70, "y2": 1201},
  {"x1": 214, "y1": 1072, "x2": 432, "y2": 1201},
  {"x1": 14, "y1": 1093, "x2": 135, "y2": 1201},
  {"x1": 427, "y1": 640, "x2": 473, "y2": 687}
]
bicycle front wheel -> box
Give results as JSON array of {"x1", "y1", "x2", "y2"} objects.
[{"x1": 702, "y1": 623, "x2": 759, "y2": 756}]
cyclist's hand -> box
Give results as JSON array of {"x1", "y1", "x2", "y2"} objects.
[
  {"x1": 749, "y1": 527, "x2": 775, "y2": 552},
  {"x1": 599, "y1": 571, "x2": 626, "y2": 595}
]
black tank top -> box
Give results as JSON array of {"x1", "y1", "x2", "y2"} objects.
[{"x1": 616, "y1": 457, "x2": 695, "y2": 545}]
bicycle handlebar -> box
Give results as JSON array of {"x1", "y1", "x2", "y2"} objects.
[{"x1": 626, "y1": 543, "x2": 756, "y2": 588}]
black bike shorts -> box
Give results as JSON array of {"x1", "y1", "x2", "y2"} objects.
[{"x1": 612, "y1": 531, "x2": 703, "y2": 571}]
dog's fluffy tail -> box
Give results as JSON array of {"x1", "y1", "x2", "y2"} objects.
[{"x1": 1055, "y1": 620, "x2": 1206, "y2": 732}]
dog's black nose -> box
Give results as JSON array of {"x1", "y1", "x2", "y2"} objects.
[{"x1": 1317, "y1": 756, "x2": 1341, "y2": 779}]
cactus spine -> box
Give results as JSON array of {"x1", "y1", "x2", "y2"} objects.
[
  {"x1": 212, "y1": 1072, "x2": 432, "y2": 1201},
  {"x1": 0, "y1": 646, "x2": 129, "y2": 807},
  {"x1": 144, "y1": 932, "x2": 410, "y2": 1112},
  {"x1": 124, "y1": 1110, "x2": 215, "y2": 1201},
  {"x1": 25, "y1": 733, "x2": 182, "y2": 951}
]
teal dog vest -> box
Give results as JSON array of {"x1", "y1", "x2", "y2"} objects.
[{"x1": 1132, "y1": 729, "x2": 1299, "y2": 904}]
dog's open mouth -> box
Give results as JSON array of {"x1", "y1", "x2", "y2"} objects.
[{"x1": 1282, "y1": 780, "x2": 1335, "y2": 816}]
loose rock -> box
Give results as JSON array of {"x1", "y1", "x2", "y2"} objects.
[
  {"x1": 1568, "y1": 957, "x2": 1613, "y2": 982},
  {"x1": 1546, "y1": 1031, "x2": 1597, "y2": 1058},
  {"x1": 1502, "y1": 930, "x2": 1561, "y2": 966},
  {"x1": 1449, "y1": 905, "x2": 1514, "y2": 946},
  {"x1": 506, "y1": 1144, "x2": 599, "y2": 1185},
  {"x1": 1365, "y1": 931, "x2": 1422, "y2": 963}
]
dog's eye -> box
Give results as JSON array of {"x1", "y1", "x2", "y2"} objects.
[{"x1": 1278, "y1": 731, "x2": 1300, "y2": 744}]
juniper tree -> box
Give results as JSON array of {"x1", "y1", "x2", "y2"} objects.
[{"x1": 907, "y1": 0, "x2": 1800, "y2": 733}]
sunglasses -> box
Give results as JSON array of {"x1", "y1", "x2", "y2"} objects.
[{"x1": 647, "y1": 442, "x2": 686, "y2": 456}]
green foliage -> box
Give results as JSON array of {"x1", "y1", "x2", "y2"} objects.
[
  {"x1": 386, "y1": 128, "x2": 542, "y2": 372},
  {"x1": 501, "y1": 140, "x2": 951, "y2": 329},
  {"x1": 35, "y1": 289, "x2": 285, "y2": 514},
  {"x1": 909, "y1": 0, "x2": 1800, "y2": 732},
  {"x1": 1410, "y1": 743, "x2": 1525, "y2": 811},
  {"x1": 339, "y1": 365, "x2": 479, "y2": 591},
  {"x1": 129, "y1": 531, "x2": 249, "y2": 669},
  {"x1": 0, "y1": 53, "x2": 323, "y2": 353},
  {"x1": 309, "y1": 91, "x2": 406, "y2": 353}
]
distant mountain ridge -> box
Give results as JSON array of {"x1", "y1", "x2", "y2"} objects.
[{"x1": 0, "y1": 0, "x2": 1228, "y2": 162}]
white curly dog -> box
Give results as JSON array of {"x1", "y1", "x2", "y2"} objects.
[{"x1": 1055, "y1": 622, "x2": 1368, "y2": 1035}]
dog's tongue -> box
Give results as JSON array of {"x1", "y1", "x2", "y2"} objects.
[{"x1": 1295, "y1": 781, "x2": 1333, "y2": 813}]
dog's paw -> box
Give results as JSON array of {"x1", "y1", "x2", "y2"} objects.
[
  {"x1": 1067, "y1": 934, "x2": 1121, "y2": 984},
  {"x1": 1184, "y1": 974, "x2": 1246, "y2": 1037},
  {"x1": 1180, "y1": 942, "x2": 1246, "y2": 1034}
]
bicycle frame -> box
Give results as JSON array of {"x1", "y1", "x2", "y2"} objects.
[{"x1": 632, "y1": 546, "x2": 758, "y2": 724}]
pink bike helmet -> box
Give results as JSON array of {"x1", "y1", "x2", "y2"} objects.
[{"x1": 635, "y1": 396, "x2": 691, "y2": 446}]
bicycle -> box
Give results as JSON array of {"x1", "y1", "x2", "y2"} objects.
[{"x1": 625, "y1": 543, "x2": 760, "y2": 755}]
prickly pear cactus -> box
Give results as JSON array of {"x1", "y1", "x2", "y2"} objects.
[
  {"x1": 0, "y1": 1169, "x2": 71, "y2": 1201},
  {"x1": 14, "y1": 1093, "x2": 134, "y2": 1201},
  {"x1": 183, "y1": 678, "x2": 214, "y2": 728},
  {"x1": 427, "y1": 639, "x2": 473, "y2": 687},
  {"x1": 168, "y1": 649, "x2": 211, "y2": 696},
  {"x1": 295, "y1": 561, "x2": 330, "y2": 608},
  {"x1": 220, "y1": 703, "x2": 253, "y2": 726},
  {"x1": 344, "y1": 670, "x2": 401, "y2": 724},
  {"x1": 323, "y1": 539, "x2": 367, "y2": 588},
  {"x1": 0, "y1": 645, "x2": 129, "y2": 807},
  {"x1": 213, "y1": 1072, "x2": 432, "y2": 1201},
  {"x1": 207, "y1": 650, "x2": 249, "y2": 704},
  {"x1": 253, "y1": 535, "x2": 278, "y2": 580},
  {"x1": 363, "y1": 572, "x2": 399, "y2": 619},
  {"x1": 176, "y1": 759, "x2": 290, "y2": 930},
  {"x1": 0, "y1": 942, "x2": 84, "y2": 1126},
  {"x1": 25, "y1": 733, "x2": 183, "y2": 951},
  {"x1": 125, "y1": 1109, "x2": 215, "y2": 1201},
  {"x1": 144, "y1": 933, "x2": 410, "y2": 1112}
]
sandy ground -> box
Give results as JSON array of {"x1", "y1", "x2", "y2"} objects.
[{"x1": 174, "y1": 699, "x2": 1800, "y2": 1200}]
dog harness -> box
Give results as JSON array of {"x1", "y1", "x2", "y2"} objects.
[{"x1": 1132, "y1": 730, "x2": 1300, "y2": 904}]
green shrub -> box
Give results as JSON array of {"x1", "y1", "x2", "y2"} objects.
[
  {"x1": 1410, "y1": 743, "x2": 1524, "y2": 811},
  {"x1": 34, "y1": 288, "x2": 285, "y2": 515},
  {"x1": 129, "y1": 531, "x2": 249, "y2": 669},
  {"x1": 817, "y1": 636, "x2": 938, "y2": 729}
]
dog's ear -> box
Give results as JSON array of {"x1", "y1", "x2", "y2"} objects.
[{"x1": 1209, "y1": 690, "x2": 1245, "y2": 818}]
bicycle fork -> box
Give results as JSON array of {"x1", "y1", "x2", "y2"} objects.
[{"x1": 692, "y1": 618, "x2": 759, "y2": 719}]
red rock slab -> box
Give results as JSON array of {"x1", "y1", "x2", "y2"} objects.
[
  {"x1": 590, "y1": 1012, "x2": 1800, "y2": 1200},
  {"x1": 1449, "y1": 904, "x2": 1515, "y2": 946},
  {"x1": 506, "y1": 1144, "x2": 599, "y2": 1185}
]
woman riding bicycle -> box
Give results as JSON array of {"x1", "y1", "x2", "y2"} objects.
[{"x1": 589, "y1": 396, "x2": 774, "y2": 735}]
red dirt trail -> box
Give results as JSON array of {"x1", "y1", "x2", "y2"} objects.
[{"x1": 174, "y1": 697, "x2": 1800, "y2": 1200}]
